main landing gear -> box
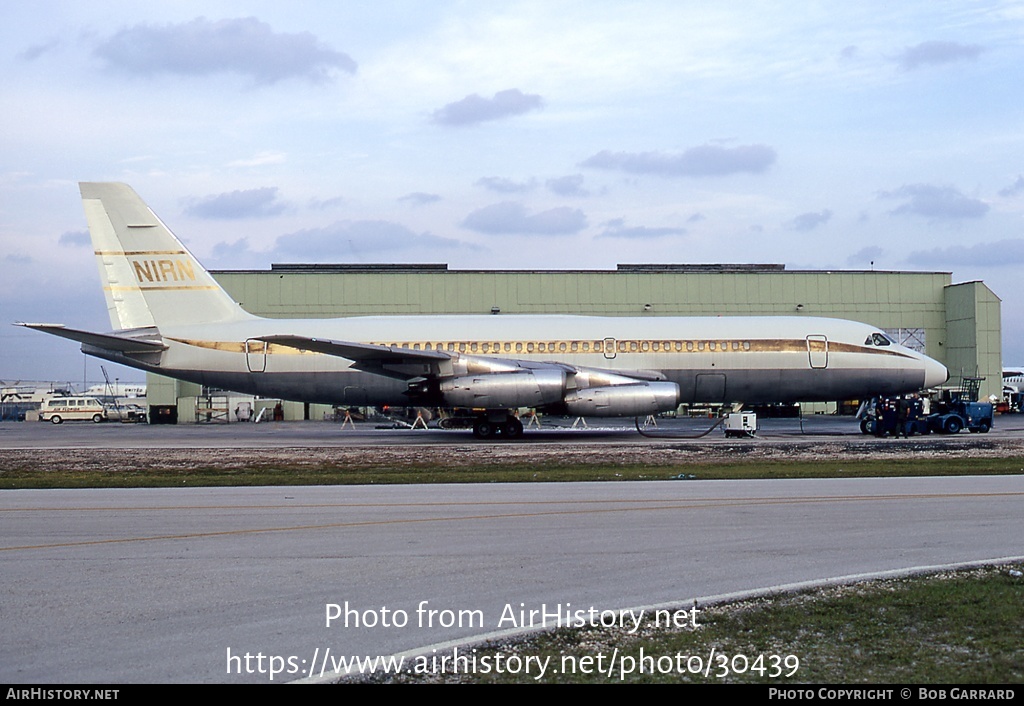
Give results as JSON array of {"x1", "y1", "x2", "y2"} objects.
[{"x1": 473, "y1": 415, "x2": 523, "y2": 440}]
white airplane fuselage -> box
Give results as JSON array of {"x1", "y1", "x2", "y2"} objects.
[
  {"x1": 22, "y1": 183, "x2": 949, "y2": 437},
  {"x1": 83, "y1": 313, "x2": 946, "y2": 408}
]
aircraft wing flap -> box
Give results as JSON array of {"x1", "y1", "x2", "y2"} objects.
[{"x1": 15, "y1": 323, "x2": 167, "y2": 353}]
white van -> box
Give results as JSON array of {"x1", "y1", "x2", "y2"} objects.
[{"x1": 39, "y1": 397, "x2": 107, "y2": 424}]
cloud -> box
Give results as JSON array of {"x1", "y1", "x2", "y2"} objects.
[
  {"x1": 206, "y1": 238, "x2": 265, "y2": 268},
  {"x1": 18, "y1": 39, "x2": 60, "y2": 61},
  {"x1": 309, "y1": 196, "x2": 345, "y2": 210},
  {"x1": 580, "y1": 143, "x2": 777, "y2": 177},
  {"x1": 58, "y1": 230, "x2": 90, "y2": 247},
  {"x1": 787, "y1": 209, "x2": 833, "y2": 231},
  {"x1": 597, "y1": 218, "x2": 685, "y2": 239},
  {"x1": 6, "y1": 253, "x2": 32, "y2": 265},
  {"x1": 399, "y1": 192, "x2": 442, "y2": 205},
  {"x1": 432, "y1": 89, "x2": 543, "y2": 126},
  {"x1": 185, "y1": 187, "x2": 287, "y2": 219},
  {"x1": 228, "y1": 152, "x2": 287, "y2": 168},
  {"x1": 847, "y1": 246, "x2": 884, "y2": 266},
  {"x1": 999, "y1": 176, "x2": 1024, "y2": 198},
  {"x1": 546, "y1": 174, "x2": 589, "y2": 197},
  {"x1": 687, "y1": 213, "x2": 706, "y2": 223},
  {"x1": 475, "y1": 176, "x2": 537, "y2": 193},
  {"x1": 879, "y1": 184, "x2": 988, "y2": 219},
  {"x1": 274, "y1": 221, "x2": 464, "y2": 258},
  {"x1": 461, "y1": 202, "x2": 587, "y2": 235},
  {"x1": 94, "y1": 17, "x2": 356, "y2": 84},
  {"x1": 895, "y1": 41, "x2": 983, "y2": 71},
  {"x1": 905, "y1": 238, "x2": 1024, "y2": 268}
]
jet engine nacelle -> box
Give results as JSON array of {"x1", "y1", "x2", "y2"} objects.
[
  {"x1": 564, "y1": 382, "x2": 680, "y2": 417},
  {"x1": 440, "y1": 370, "x2": 566, "y2": 409}
]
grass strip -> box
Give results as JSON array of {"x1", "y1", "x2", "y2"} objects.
[
  {"x1": 2, "y1": 456, "x2": 1023, "y2": 489},
  {"x1": 357, "y1": 566, "x2": 1024, "y2": 683}
]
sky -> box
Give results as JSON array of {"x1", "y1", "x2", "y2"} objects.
[{"x1": 2, "y1": 1, "x2": 1023, "y2": 385}]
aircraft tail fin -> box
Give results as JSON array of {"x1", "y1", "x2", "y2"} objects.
[{"x1": 80, "y1": 182, "x2": 253, "y2": 331}]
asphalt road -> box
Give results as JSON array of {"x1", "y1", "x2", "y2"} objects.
[
  {"x1": 2, "y1": 475, "x2": 1022, "y2": 683},
  {"x1": 2, "y1": 413, "x2": 1023, "y2": 449}
]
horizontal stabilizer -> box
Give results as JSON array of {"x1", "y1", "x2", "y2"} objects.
[{"x1": 16, "y1": 323, "x2": 166, "y2": 353}]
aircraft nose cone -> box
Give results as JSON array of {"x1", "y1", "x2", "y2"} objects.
[{"x1": 923, "y1": 356, "x2": 949, "y2": 389}]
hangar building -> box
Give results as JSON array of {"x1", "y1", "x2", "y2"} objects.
[{"x1": 146, "y1": 264, "x2": 1001, "y2": 422}]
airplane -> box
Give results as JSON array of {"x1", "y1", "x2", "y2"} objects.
[
  {"x1": 18, "y1": 182, "x2": 949, "y2": 439},
  {"x1": 1004, "y1": 367, "x2": 1023, "y2": 394}
]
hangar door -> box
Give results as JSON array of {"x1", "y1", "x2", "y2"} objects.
[{"x1": 806, "y1": 335, "x2": 828, "y2": 369}]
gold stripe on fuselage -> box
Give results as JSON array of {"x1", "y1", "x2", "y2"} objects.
[{"x1": 165, "y1": 337, "x2": 914, "y2": 359}]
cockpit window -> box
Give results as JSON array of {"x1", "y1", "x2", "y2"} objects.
[{"x1": 872, "y1": 333, "x2": 892, "y2": 346}]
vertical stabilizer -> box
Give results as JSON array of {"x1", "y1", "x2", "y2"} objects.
[{"x1": 80, "y1": 182, "x2": 252, "y2": 330}]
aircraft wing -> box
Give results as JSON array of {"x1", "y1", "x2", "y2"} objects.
[
  {"x1": 259, "y1": 334, "x2": 451, "y2": 381},
  {"x1": 15, "y1": 323, "x2": 167, "y2": 353},
  {"x1": 260, "y1": 333, "x2": 670, "y2": 393}
]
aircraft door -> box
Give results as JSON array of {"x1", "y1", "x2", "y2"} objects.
[
  {"x1": 603, "y1": 337, "x2": 617, "y2": 360},
  {"x1": 245, "y1": 339, "x2": 267, "y2": 373},
  {"x1": 806, "y1": 335, "x2": 828, "y2": 369}
]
